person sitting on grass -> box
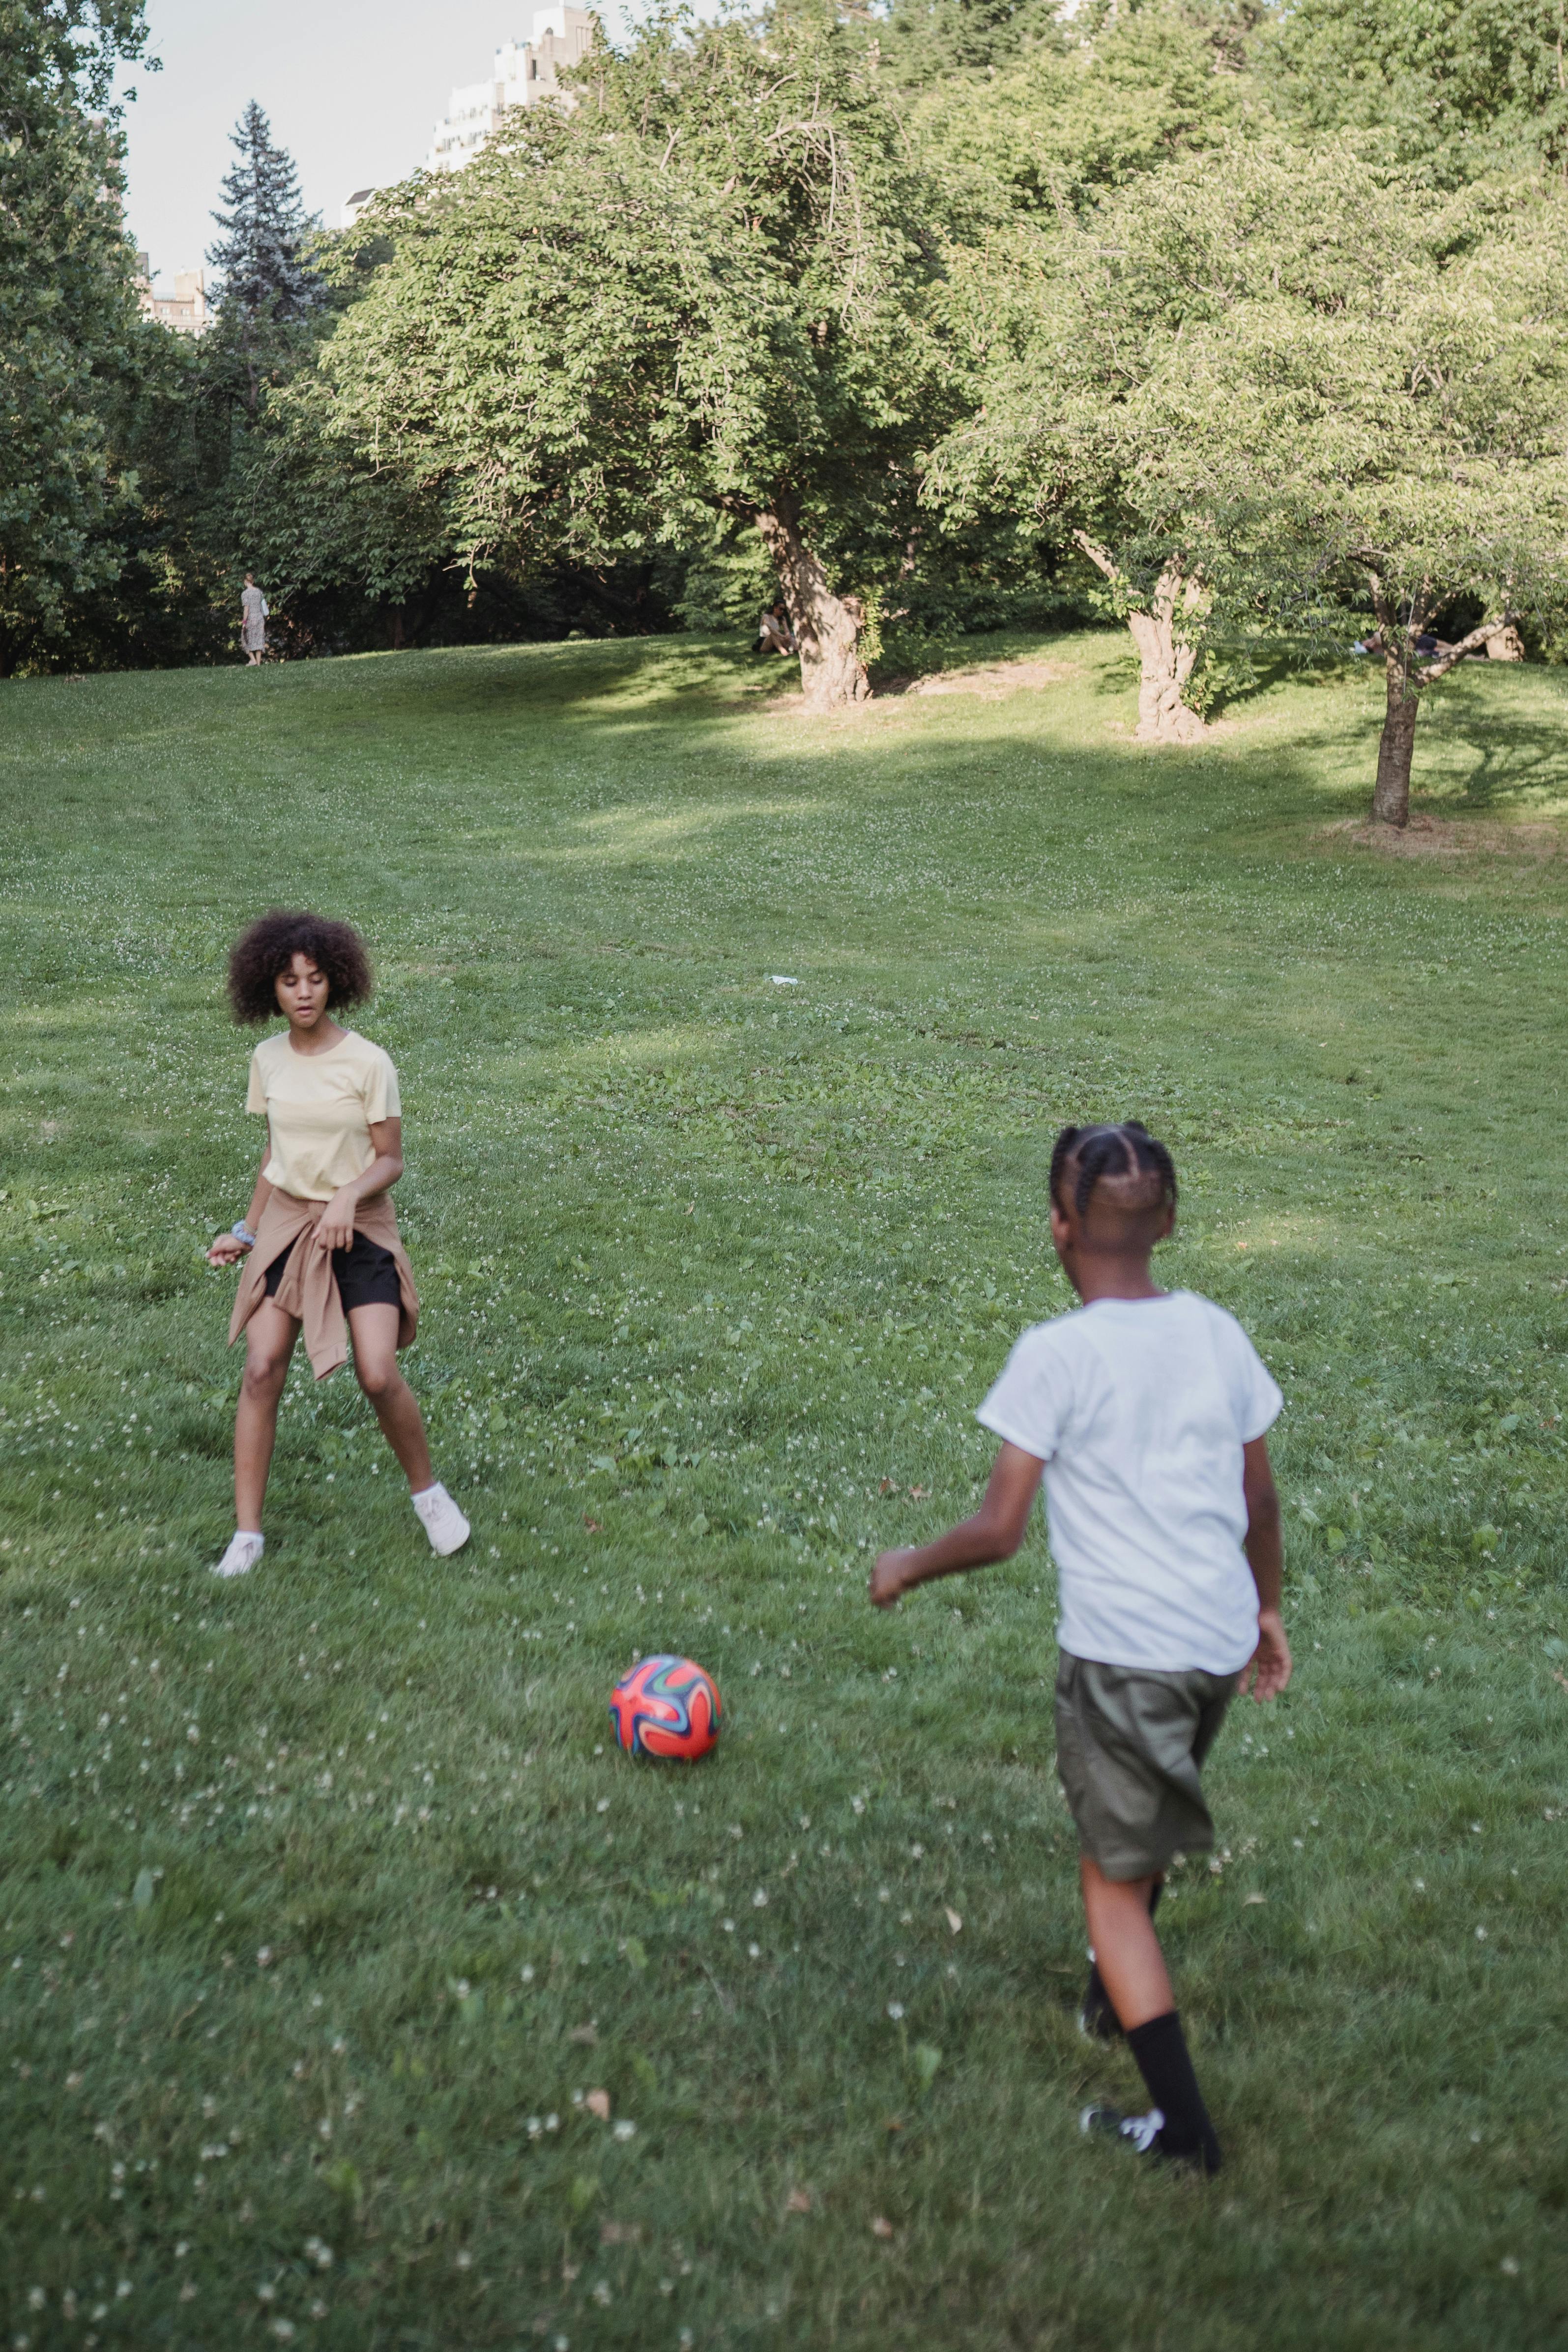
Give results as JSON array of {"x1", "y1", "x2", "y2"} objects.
[
  {"x1": 869, "y1": 1120, "x2": 1289, "y2": 2176},
  {"x1": 204, "y1": 910, "x2": 470, "y2": 1578},
  {"x1": 754, "y1": 600, "x2": 797, "y2": 657}
]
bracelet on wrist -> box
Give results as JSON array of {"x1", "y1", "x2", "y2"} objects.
[{"x1": 231, "y1": 1221, "x2": 258, "y2": 1249}]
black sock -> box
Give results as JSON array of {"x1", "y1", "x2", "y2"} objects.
[
  {"x1": 1081, "y1": 1881, "x2": 1163, "y2": 2036},
  {"x1": 1125, "y1": 2009, "x2": 1221, "y2": 2175}
]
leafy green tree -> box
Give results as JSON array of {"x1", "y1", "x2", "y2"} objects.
[
  {"x1": 1258, "y1": 0, "x2": 1568, "y2": 182},
  {"x1": 933, "y1": 139, "x2": 1568, "y2": 814},
  {"x1": 913, "y1": 0, "x2": 1254, "y2": 218},
  {"x1": 206, "y1": 101, "x2": 325, "y2": 417},
  {"x1": 218, "y1": 364, "x2": 449, "y2": 642},
  {"x1": 0, "y1": 0, "x2": 153, "y2": 673},
  {"x1": 308, "y1": 9, "x2": 963, "y2": 708},
  {"x1": 878, "y1": 0, "x2": 1065, "y2": 87}
]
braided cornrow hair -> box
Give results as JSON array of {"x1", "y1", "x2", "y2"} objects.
[{"x1": 1049, "y1": 1121, "x2": 1178, "y2": 1218}]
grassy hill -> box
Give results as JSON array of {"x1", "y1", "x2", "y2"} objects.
[{"x1": 2, "y1": 631, "x2": 1566, "y2": 2349}]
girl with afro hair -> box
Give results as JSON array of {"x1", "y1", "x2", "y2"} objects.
[{"x1": 205, "y1": 911, "x2": 469, "y2": 1575}]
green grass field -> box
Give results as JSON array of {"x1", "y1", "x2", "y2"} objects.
[{"x1": 2, "y1": 629, "x2": 1568, "y2": 2351}]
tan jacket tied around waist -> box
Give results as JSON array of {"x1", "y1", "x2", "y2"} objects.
[{"x1": 228, "y1": 1189, "x2": 418, "y2": 1381}]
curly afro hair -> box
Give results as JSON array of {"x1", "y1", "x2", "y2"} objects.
[{"x1": 227, "y1": 910, "x2": 374, "y2": 1025}]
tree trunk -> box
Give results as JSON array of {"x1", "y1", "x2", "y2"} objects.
[
  {"x1": 1073, "y1": 534, "x2": 1207, "y2": 743},
  {"x1": 756, "y1": 492, "x2": 870, "y2": 712},
  {"x1": 1127, "y1": 595, "x2": 1207, "y2": 743},
  {"x1": 1485, "y1": 623, "x2": 1524, "y2": 661},
  {"x1": 1373, "y1": 656, "x2": 1419, "y2": 827}
]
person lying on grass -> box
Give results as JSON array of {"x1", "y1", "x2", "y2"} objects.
[
  {"x1": 204, "y1": 910, "x2": 470, "y2": 1578},
  {"x1": 869, "y1": 1120, "x2": 1289, "y2": 2176}
]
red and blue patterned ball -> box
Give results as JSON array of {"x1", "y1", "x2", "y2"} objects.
[{"x1": 610, "y1": 1654, "x2": 723, "y2": 1761}]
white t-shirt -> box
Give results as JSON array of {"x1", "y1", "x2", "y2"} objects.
[
  {"x1": 246, "y1": 1029, "x2": 401, "y2": 1202},
  {"x1": 977, "y1": 1291, "x2": 1282, "y2": 1675}
]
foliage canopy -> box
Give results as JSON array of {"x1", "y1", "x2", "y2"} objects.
[
  {"x1": 932, "y1": 136, "x2": 1568, "y2": 791},
  {"x1": 0, "y1": 0, "x2": 153, "y2": 672},
  {"x1": 305, "y1": 10, "x2": 964, "y2": 704}
]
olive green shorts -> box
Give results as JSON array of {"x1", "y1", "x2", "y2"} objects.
[{"x1": 1054, "y1": 1653, "x2": 1239, "y2": 1883}]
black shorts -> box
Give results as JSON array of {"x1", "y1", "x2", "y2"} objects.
[{"x1": 262, "y1": 1232, "x2": 402, "y2": 1314}]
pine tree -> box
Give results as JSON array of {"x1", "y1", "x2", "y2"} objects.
[{"x1": 206, "y1": 101, "x2": 322, "y2": 412}]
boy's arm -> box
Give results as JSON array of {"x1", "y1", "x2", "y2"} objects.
[
  {"x1": 1239, "y1": 1434, "x2": 1292, "y2": 1700},
  {"x1": 869, "y1": 1442, "x2": 1045, "y2": 1608}
]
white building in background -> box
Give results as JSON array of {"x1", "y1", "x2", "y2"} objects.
[
  {"x1": 135, "y1": 256, "x2": 209, "y2": 336},
  {"x1": 426, "y1": 8, "x2": 597, "y2": 174},
  {"x1": 340, "y1": 188, "x2": 379, "y2": 229}
]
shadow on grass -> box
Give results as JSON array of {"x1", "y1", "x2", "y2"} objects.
[{"x1": 1418, "y1": 676, "x2": 1568, "y2": 813}]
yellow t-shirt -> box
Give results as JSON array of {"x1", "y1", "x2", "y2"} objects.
[{"x1": 245, "y1": 1029, "x2": 401, "y2": 1202}]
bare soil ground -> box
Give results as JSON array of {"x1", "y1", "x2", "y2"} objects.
[{"x1": 1326, "y1": 812, "x2": 1567, "y2": 858}]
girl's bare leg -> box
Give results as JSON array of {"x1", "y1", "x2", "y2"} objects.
[
  {"x1": 1080, "y1": 1857, "x2": 1174, "y2": 2031},
  {"x1": 235, "y1": 1300, "x2": 300, "y2": 1528},
  {"x1": 348, "y1": 1303, "x2": 434, "y2": 1490}
]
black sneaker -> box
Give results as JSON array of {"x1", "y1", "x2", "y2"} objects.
[
  {"x1": 1080, "y1": 2103, "x2": 1165, "y2": 2155},
  {"x1": 1079, "y1": 2104, "x2": 1219, "y2": 2175}
]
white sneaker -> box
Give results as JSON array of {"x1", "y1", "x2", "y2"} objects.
[
  {"x1": 412, "y1": 1483, "x2": 470, "y2": 1556},
  {"x1": 212, "y1": 1531, "x2": 264, "y2": 1579}
]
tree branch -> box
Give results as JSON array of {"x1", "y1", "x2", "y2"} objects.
[
  {"x1": 1418, "y1": 615, "x2": 1515, "y2": 683},
  {"x1": 1072, "y1": 529, "x2": 1118, "y2": 583}
]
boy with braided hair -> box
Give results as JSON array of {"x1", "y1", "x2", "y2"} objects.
[{"x1": 870, "y1": 1121, "x2": 1289, "y2": 2175}]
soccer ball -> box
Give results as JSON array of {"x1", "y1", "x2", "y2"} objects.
[{"x1": 610, "y1": 1654, "x2": 723, "y2": 1761}]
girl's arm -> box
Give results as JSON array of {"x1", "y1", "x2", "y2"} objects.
[
  {"x1": 316, "y1": 1115, "x2": 404, "y2": 1252},
  {"x1": 207, "y1": 1140, "x2": 274, "y2": 1266},
  {"x1": 1239, "y1": 1435, "x2": 1291, "y2": 1700},
  {"x1": 869, "y1": 1442, "x2": 1045, "y2": 1608}
]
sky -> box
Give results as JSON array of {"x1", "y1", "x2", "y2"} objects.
[{"x1": 121, "y1": 0, "x2": 658, "y2": 287}]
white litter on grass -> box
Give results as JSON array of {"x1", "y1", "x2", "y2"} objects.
[{"x1": 770, "y1": 975, "x2": 799, "y2": 986}]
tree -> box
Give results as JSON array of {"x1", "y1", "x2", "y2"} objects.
[
  {"x1": 307, "y1": 9, "x2": 963, "y2": 709},
  {"x1": 911, "y1": 0, "x2": 1254, "y2": 219},
  {"x1": 0, "y1": 1, "x2": 153, "y2": 673},
  {"x1": 217, "y1": 364, "x2": 450, "y2": 646},
  {"x1": 878, "y1": 0, "x2": 1065, "y2": 87},
  {"x1": 932, "y1": 139, "x2": 1568, "y2": 804},
  {"x1": 928, "y1": 196, "x2": 1224, "y2": 739},
  {"x1": 1258, "y1": 0, "x2": 1568, "y2": 184},
  {"x1": 206, "y1": 101, "x2": 324, "y2": 416}
]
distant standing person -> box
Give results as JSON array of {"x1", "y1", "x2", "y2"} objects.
[
  {"x1": 240, "y1": 573, "x2": 269, "y2": 665},
  {"x1": 204, "y1": 910, "x2": 470, "y2": 1578}
]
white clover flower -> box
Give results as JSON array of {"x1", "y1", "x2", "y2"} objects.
[{"x1": 887, "y1": 2002, "x2": 904, "y2": 2021}]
